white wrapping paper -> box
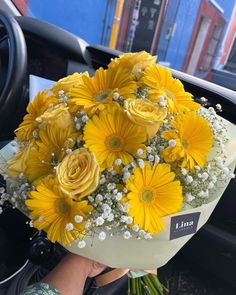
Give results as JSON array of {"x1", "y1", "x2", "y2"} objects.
[{"x1": 0, "y1": 120, "x2": 236, "y2": 269}]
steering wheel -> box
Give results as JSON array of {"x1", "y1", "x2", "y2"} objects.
[{"x1": 0, "y1": 9, "x2": 27, "y2": 138}]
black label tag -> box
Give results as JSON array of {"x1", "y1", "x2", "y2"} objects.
[{"x1": 170, "y1": 212, "x2": 200, "y2": 240}]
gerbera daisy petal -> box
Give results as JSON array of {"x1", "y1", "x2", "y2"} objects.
[
  {"x1": 141, "y1": 64, "x2": 200, "y2": 112},
  {"x1": 68, "y1": 67, "x2": 137, "y2": 114},
  {"x1": 126, "y1": 162, "x2": 182, "y2": 235},
  {"x1": 25, "y1": 176, "x2": 93, "y2": 246},
  {"x1": 162, "y1": 112, "x2": 213, "y2": 170},
  {"x1": 84, "y1": 105, "x2": 146, "y2": 169}
]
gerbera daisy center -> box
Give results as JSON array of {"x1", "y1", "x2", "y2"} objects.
[
  {"x1": 141, "y1": 189, "x2": 154, "y2": 203},
  {"x1": 95, "y1": 89, "x2": 112, "y2": 102},
  {"x1": 106, "y1": 134, "x2": 124, "y2": 151},
  {"x1": 55, "y1": 199, "x2": 70, "y2": 215}
]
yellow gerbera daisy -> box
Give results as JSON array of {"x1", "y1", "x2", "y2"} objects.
[
  {"x1": 141, "y1": 64, "x2": 200, "y2": 112},
  {"x1": 68, "y1": 66, "x2": 137, "y2": 114},
  {"x1": 108, "y1": 51, "x2": 157, "y2": 79},
  {"x1": 16, "y1": 92, "x2": 56, "y2": 141},
  {"x1": 83, "y1": 105, "x2": 147, "y2": 168},
  {"x1": 162, "y1": 112, "x2": 213, "y2": 170},
  {"x1": 126, "y1": 162, "x2": 182, "y2": 235},
  {"x1": 26, "y1": 175, "x2": 93, "y2": 246},
  {"x1": 25, "y1": 122, "x2": 78, "y2": 182}
]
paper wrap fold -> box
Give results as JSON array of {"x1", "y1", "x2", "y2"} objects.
[{"x1": 1, "y1": 120, "x2": 236, "y2": 269}]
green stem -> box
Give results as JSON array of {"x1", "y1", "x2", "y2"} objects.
[
  {"x1": 138, "y1": 277, "x2": 142, "y2": 294},
  {"x1": 131, "y1": 277, "x2": 136, "y2": 294},
  {"x1": 136, "y1": 278, "x2": 140, "y2": 295},
  {"x1": 127, "y1": 277, "x2": 131, "y2": 295},
  {"x1": 143, "y1": 275, "x2": 159, "y2": 295},
  {"x1": 150, "y1": 274, "x2": 169, "y2": 293},
  {"x1": 140, "y1": 279, "x2": 152, "y2": 295}
]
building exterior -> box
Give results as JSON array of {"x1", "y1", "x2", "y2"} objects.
[
  {"x1": 219, "y1": 3, "x2": 236, "y2": 72},
  {"x1": 13, "y1": 0, "x2": 117, "y2": 46},
  {"x1": 12, "y1": 0, "x2": 235, "y2": 79},
  {"x1": 156, "y1": 0, "x2": 235, "y2": 76}
]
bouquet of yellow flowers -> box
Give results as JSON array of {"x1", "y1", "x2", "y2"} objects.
[{"x1": 1, "y1": 52, "x2": 236, "y2": 294}]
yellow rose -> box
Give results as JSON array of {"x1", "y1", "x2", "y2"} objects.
[
  {"x1": 108, "y1": 51, "x2": 157, "y2": 79},
  {"x1": 51, "y1": 72, "x2": 89, "y2": 94},
  {"x1": 36, "y1": 103, "x2": 73, "y2": 129},
  {"x1": 124, "y1": 99, "x2": 167, "y2": 138},
  {"x1": 7, "y1": 141, "x2": 35, "y2": 177},
  {"x1": 56, "y1": 148, "x2": 100, "y2": 200}
]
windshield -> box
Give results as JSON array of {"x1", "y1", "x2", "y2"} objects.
[{"x1": 13, "y1": 0, "x2": 236, "y2": 90}]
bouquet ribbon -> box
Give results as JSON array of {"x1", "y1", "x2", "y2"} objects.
[{"x1": 95, "y1": 268, "x2": 156, "y2": 287}]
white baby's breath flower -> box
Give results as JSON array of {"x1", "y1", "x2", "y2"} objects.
[
  {"x1": 96, "y1": 216, "x2": 104, "y2": 226},
  {"x1": 66, "y1": 223, "x2": 74, "y2": 231},
  {"x1": 201, "y1": 172, "x2": 209, "y2": 181},
  {"x1": 74, "y1": 215, "x2": 83, "y2": 223},
  {"x1": 75, "y1": 122, "x2": 81, "y2": 130},
  {"x1": 102, "y1": 204, "x2": 111, "y2": 213},
  {"x1": 77, "y1": 240, "x2": 86, "y2": 248},
  {"x1": 211, "y1": 175, "x2": 217, "y2": 183},
  {"x1": 126, "y1": 216, "x2": 133, "y2": 224},
  {"x1": 114, "y1": 158, "x2": 122, "y2": 166},
  {"x1": 121, "y1": 215, "x2": 128, "y2": 223},
  {"x1": 208, "y1": 182, "x2": 214, "y2": 189},
  {"x1": 146, "y1": 146, "x2": 152, "y2": 153},
  {"x1": 81, "y1": 115, "x2": 89, "y2": 123},
  {"x1": 38, "y1": 216, "x2": 44, "y2": 222},
  {"x1": 186, "y1": 175, "x2": 193, "y2": 184},
  {"x1": 137, "y1": 148, "x2": 144, "y2": 156},
  {"x1": 138, "y1": 230, "x2": 145, "y2": 237},
  {"x1": 116, "y1": 192, "x2": 123, "y2": 201},
  {"x1": 113, "y1": 92, "x2": 120, "y2": 100},
  {"x1": 99, "y1": 176, "x2": 106, "y2": 185},
  {"x1": 137, "y1": 159, "x2": 144, "y2": 168},
  {"x1": 230, "y1": 173, "x2": 235, "y2": 179},
  {"x1": 98, "y1": 231, "x2": 106, "y2": 241},
  {"x1": 95, "y1": 194, "x2": 103, "y2": 202},
  {"x1": 222, "y1": 167, "x2": 229, "y2": 175},
  {"x1": 154, "y1": 155, "x2": 160, "y2": 163},
  {"x1": 107, "y1": 213, "x2": 114, "y2": 222},
  {"x1": 168, "y1": 139, "x2": 176, "y2": 147},
  {"x1": 132, "y1": 224, "x2": 139, "y2": 232},
  {"x1": 123, "y1": 172, "x2": 131, "y2": 180},
  {"x1": 131, "y1": 162, "x2": 136, "y2": 168},
  {"x1": 66, "y1": 148, "x2": 72, "y2": 154},
  {"x1": 198, "y1": 190, "x2": 209, "y2": 198},
  {"x1": 148, "y1": 155, "x2": 154, "y2": 162},
  {"x1": 186, "y1": 193, "x2": 195, "y2": 202},
  {"x1": 200, "y1": 97, "x2": 207, "y2": 103},
  {"x1": 85, "y1": 220, "x2": 91, "y2": 229},
  {"x1": 123, "y1": 231, "x2": 132, "y2": 239},
  {"x1": 159, "y1": 96, "x2": 165, "y2": 103},
  {"x1": 144, "y1": 233, "x2": 152, "y2": 240},
  {"x1": 88, "y1": 196, "x2": 94, "y2": 203},
  {"x1": 216, "y1": 104, "x2": 222, "y2": 111},
  {"x1": 181, "y1": 168, "x2": 187, "y2": 176}
]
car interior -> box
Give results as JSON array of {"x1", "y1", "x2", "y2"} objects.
[{"x1": 0, "y1": 5, "x2": 235, "y2": 295}]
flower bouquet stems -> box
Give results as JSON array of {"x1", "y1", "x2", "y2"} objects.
[{"x1": 128, "y1": 274, "x2": 168, "y2": 295}]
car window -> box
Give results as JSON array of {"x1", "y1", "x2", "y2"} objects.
[{"x1": 12, "y1": 0, "x2": 236, "y2": 90}]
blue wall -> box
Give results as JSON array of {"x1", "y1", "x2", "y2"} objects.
[
  {"x1": 212, "y1": 0, "x2": 236, "y2": 67},
  {"x1": 157, "y1": 0, "x2": 235, "y2": 71},
  {"x1": 27, "y1": 0, "x2": 116, "y2": 46},
  {"x1": 157, "y1": 0, "x2": 201, "y2": 70}
]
